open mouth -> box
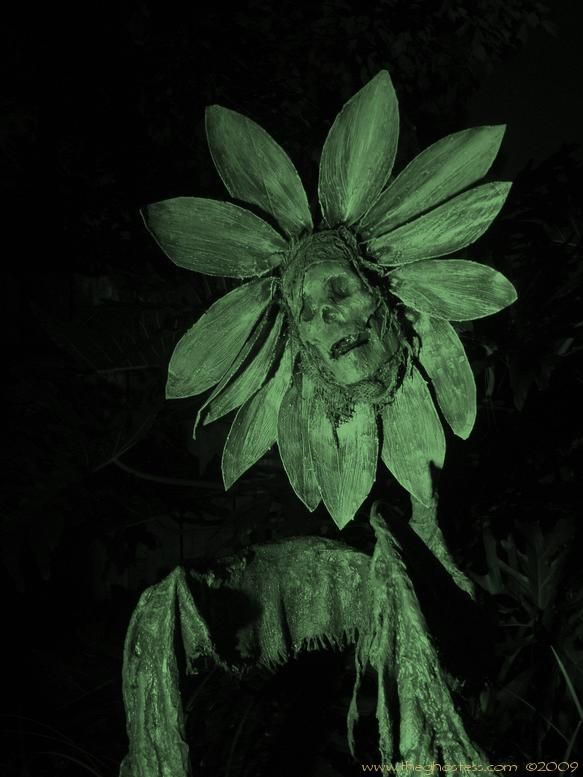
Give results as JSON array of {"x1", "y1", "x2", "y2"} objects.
[{"x1": 330, "y1": 329, "x2": 370, "y2": 359}]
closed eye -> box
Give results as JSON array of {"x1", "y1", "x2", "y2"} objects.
[{"x1": 329, "y1": 275, "x2": 354, "y2": 299}]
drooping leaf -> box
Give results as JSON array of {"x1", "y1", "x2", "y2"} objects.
[
  {"x1": 308, "y1": 401, "x2": 378, "y2": 529},
  {"x1": 222, "y1": 342, "x2": 293, "y2": 489},
  {"x1": 413, "y1": 315, "x2": 477, "y2": 439},
  {"x1": 203, "y1": 312, "x2": 284, "y2": 426},
  {"x1": 205, "y1": 106, "x2": 313, "y2": 238},
  {"x1": 318, "y1": 70, "x2": 399, "y2": 227},
  {"x1": 368, "y1": 182, "x2": 511, "y2": 265},
  {"x1": 120, "y1": 567, "x2": 214, "y2": 777},
  {"x1": 390, "y1": 259, "x2": 517, "y2": 321},
  {"x1": 277, "y1": 373, "x2": 321, "y2": 511},
  {"x1": 408, "y1": 495, "x2": 475, "y2": 597},
  {"x1": 166, "y1": 278, "x2": 274, "y2": 398},
  {"x1": 143, "y1": 197, "x2": 287, "y2": 278},
  {"x1": 360, "y1": 125, "x2": 506, "y2": 236},
  {"x1": 381, "y1": 367, "x2": 445, "y2": 507}
]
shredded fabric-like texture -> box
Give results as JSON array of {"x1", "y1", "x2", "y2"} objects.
[
  {"x1": 347, "y1": 506, "x2": 485, "y2": 764},
  {"x1": 193, "y1": 536, "x2": 369, "y2": 669},
  {"x1": 120, "y1": 538, "x2": 368, "y2": 776},
  {"x1": 120, "y1": 518, "x2": 484, "y2": 776}
]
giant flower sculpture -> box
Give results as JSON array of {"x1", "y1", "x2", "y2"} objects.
[{"x1": 144, "y1": 70, "x2": 516, "y2": 529}]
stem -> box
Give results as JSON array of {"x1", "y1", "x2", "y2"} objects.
[{"x1": 408, "y1": 494, "x2": 475, "y2": 599}]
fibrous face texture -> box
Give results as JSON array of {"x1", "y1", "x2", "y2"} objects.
[{"x1": 285, "y1": 231, "x2": 398, "y2": 387}]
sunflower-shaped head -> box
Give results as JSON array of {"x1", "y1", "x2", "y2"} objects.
[{"x1": 143, "y1": 70, "x2": 517, "y2": 529}]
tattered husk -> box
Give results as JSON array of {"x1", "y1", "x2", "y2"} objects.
[
  {"x1": 120, "y1": 530, "x2": 485, "y2": 776},
  {"x1": 119, "y1": 568, "x2": 213, "y2": 777},
  {"x1": 209, "y1": 537, "x2": 368, "y2": 668},
  {"x1": 119, "y1": 538, "x2": 368, "y2": 777},
  {"x1": 347, "y1": 509, "x2": 485, "y2": 764}
]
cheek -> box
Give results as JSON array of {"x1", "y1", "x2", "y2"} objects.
[
  {"x1": 299, "y1": 318, "x2": 338, "y2": 352},
  {"x1": 348, "y1": 288, "x2": 377, "y2": 318}
]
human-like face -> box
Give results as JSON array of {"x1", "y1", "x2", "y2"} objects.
[{"x1": 296, "y1": 258, "x2": 397, "y2": 386}]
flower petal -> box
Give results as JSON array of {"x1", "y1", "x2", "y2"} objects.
[
  {"x1": 360, "y1": 125, "x2": 506, "y2": 236},
  {"x1": 203, "y1": 312, "x2": 284, "y2": 426},
  {"x1": 381, "y1": 367, "x2": 445, "y2": 507},
  {"x1": 413, "y1": 315, "x2": 476, "y2": 439},
  {"x1": 192, "y1": 309, "x2": 270, "y2": 436},
  {"x1": 308, "y1": 401, "x2": 378, "y2": 529},
  {"x1": 166, "y1": 278, "x2": 274, "y2": 398},
  {"x1": 222, "y1": 342, "x2": 293, "y2": 489},
  {"x1": 277, "y1": 373, "x2": 321, "y2": 511},
  {"x1": 143, "y1": 197, "x2": 287, "y2": 278},
  {"x1": 368, "y1": 182, "x2": 511, "y2": 265},
  {"x1": 205, "y1": 106, "x2": 313, "y2": 238},
  {"x1": 390, "y1": 259, "x2": 517, "y2": 321},
  {"x1": 318, "y1": 70, "x2": 399, "y2": 227}
]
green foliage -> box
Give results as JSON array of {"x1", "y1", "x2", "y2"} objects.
[
  {"x1": 276, "y1": 373, "x2": 322, "y2": 512},
  {"x1": 221, "y1": 342, "x2": 293, "y2": 489},
  {"x1": 309, "y1": 400, "x2": 378, "y2": 529},
  {"x1": 471, "y1": 517, "x2": 583, "y2": 759},
  {"x1": 492, "y1": 148, "x2": 583, "y2": 413}
]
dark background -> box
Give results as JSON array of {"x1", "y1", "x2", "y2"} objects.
[{"x1": 3, "y1": 1, "x2": 583, "y2": 774}]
